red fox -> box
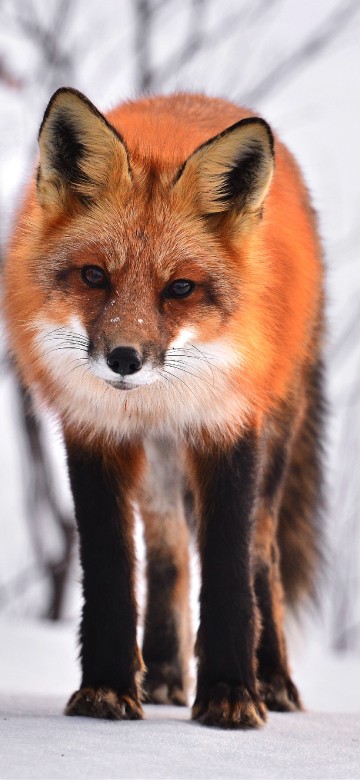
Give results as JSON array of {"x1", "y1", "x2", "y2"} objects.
[{"x1": 3, "y1": 88, "x2": 324, "y2": 728}]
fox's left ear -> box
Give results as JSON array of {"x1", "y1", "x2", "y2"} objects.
[
  {"x1": 37, "y1": 88, "x2": 131, "y2": 212},
  {"x1": 174, "y1": 117, "x2": 274, "y2": 221}
]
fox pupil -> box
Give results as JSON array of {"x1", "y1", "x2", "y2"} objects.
[
  {"x1": 81, "y1": 265, "x2": 107, "y2": 288},
  {"x1": 165, "y1": 279, "x2": 195, "y2": 298}
]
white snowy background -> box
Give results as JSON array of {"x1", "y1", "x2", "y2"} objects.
[{"x1": 0, "y1": 1, "x2": 360, "y2": 777}]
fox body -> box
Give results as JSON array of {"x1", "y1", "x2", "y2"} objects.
[{"x1": 4, "y1": 89, "x2": 324, "y2": 727}]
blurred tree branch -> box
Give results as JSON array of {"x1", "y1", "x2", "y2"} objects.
[
  {"x1": 134, "y1": 0, "x2": 154, "y2": 92},
  {"x1": 134, "y1": 0, "x2": 279, "y2": 92},
  {"x1": 2, "y1": 0, "x2": 74, "y2": 88},
  {"x1": 18, "y1": 385, "x2": 75, "y2": 620},
  {"x1": 241, "y1": 0, "x2": 360, "y2": 105}
]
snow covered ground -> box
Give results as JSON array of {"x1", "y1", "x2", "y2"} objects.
[{"x1": 0, "y1": 618, "x2": 359, "y2": 779}]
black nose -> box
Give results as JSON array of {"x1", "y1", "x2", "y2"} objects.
[{"x1": 107, "y1": 347, "x2": 142, "y2": 376}]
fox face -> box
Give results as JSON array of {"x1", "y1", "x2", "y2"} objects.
[
  {"x1": 10, "y1": 89, "x2": 274, "y2": 443},
  {"x1": 36, "y1": 202, "x2": 238, "y2": 391}
]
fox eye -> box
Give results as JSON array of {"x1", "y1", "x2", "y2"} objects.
[
  {"x1": 164, "y1": 279, "x2": 195, "y2": 299},
  {"x1": 81, "y1": 265, "x2": 108, "y2": 289}
]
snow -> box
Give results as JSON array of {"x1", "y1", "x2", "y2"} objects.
[
  {"x1": 0, "y1": 619, "x2": 360, "y2": 779},
  {"x1": 1, "y1": 702, "x2": 359, "y2": 780}
]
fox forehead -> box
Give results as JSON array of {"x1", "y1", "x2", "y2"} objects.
[{"x1": 49, "y1": 197, "x2": 220, "y2": 281}]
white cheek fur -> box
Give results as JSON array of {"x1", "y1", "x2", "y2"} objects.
[
  {"x1": 167, "y1": 326, "x2": 239, "y2": 369},
  {"x1": 31, "y1": 316, "x2": 250, "y2": 444},
  {"x1": 168, "y1": 327, "x2": 197, "y2": 350}
]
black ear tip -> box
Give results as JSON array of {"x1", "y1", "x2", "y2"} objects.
[
  {"x1": 239, "y1": 116, "x2": 275, "y2": 157},
  {"x1": 207, "y1": 116, "x2": 275, "y2": 159},
  {"x1": 38, "y1": 87, "x2": 93, "y2": 140},
  {"x1": 39, "y1": 87, "x2": 72, "y2": 140},
  {"x1": 258, "y1": 118, "x2": 275, "y2": 157}
]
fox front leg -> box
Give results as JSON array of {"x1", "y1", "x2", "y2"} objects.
[
  {"x1": 188, "y1": 431, "x2": 266, "y2": 729},
  {"x1": 139, "y1": 436, "x2": 191, "y2": 706},
  {"x1": 64, "y1": 439, "x2": 145, "y2": 720}
]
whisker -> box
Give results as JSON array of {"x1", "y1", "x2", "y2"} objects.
[
  {"x1": 38, "y1": 328, "x2": 89, "y2": 347},
  {"x1": 64, "y1": 356, "x2": 88, "y2": 366},
  {"x1": 167, "y1": 349, "x2": 224, "y2": 382},
  {"x1": 90, "y1": 384, "x2": 110, "y2": 413},
  {"x1": 190, "y1": 343, "x2": 216, "y2": 384},
  {"x1": 167, "y1": 350, "x2": 215, "y2": 363},
  {"x1": 169, "y1": 346, "x2": 223, "y2": 363},
  {"x1": 159, "y1": 370, "x2": 185, "y2": 402},
  {"x1": 161, "y1": 367, "x2": 200, "y2": 403},
  {"x1": 52, "y1": 339, "x2": 89, "y2": 348},
  {"x1": 36, "y1": 326, "x2": 69, "y2": 343},
  {"x1": 164, "y1": 359, "x2": 219, "y2": 391},
  {"x1": 63, "y1": 360, "x2": 90, "y2": 382},
  {"x1": 164, "y1": 361, "x2": 215, "y2": 389},
  {"x1": 46, "y1": 345, "x2": 88, "y2": 355},
  {"x1": 49, "y1": 339, "x2": 89, "y2": 349}
]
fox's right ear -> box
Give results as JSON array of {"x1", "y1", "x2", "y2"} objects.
[
  {"x1": 174, "y1": 117, "x2": 274, "y2": 226},
  {"x1": 37, "y1": 88, "x2": 131, "y2": 212}
]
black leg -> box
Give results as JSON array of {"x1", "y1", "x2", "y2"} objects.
[
  {"x1": 255, "y1": 559, "x2": 301, "y2": 711},
  {"x1": 139, "y1": 436, "x2": 191, "y2": 705},
  {"x1": 188, "y1": 431, "x2": 266, "y2": 729},
  {"x1": 254, "y1": 414, "x2": 302, "y2": 712},
  {"x1": 64, "y1": 441, "x2": 144, "y2": 720},
  {"x1": 142, "y1": 550, "x2": 190, "y2": 705}
]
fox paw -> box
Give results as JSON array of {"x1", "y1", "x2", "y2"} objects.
[
  {"x1": 192, "y1": 683, "x2": 267, "y2": 729},
  {"x1": 142, "y1": 661, "x2": 188, "y2": 706},
  {"x1": 65, "y1": 686, "x2": 144, "y2": 720},
  {"x1": 261, "y1": 675, "x2": 302, "y2": 712}
]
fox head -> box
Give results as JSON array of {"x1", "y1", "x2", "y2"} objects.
[{"x1": 11, "y1": 89, "x2": 275, "y2": 442}]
